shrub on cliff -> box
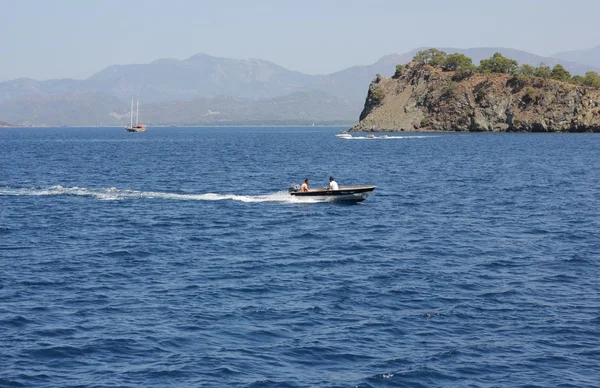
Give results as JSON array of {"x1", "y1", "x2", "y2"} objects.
[
  {"x1": 369, "y1": 84, "x2": 386, "y2": 102},
  {"x1": 440, "y1": 81, "x2": 458, "y2": 100},
  {"x1": 452, "y1": 64, "x2": 477, "y2": 81},
  {"x1": 550, "y1": 64, "x2": 571, "y2": 82},
  {"x1": 583, "y1": 71, "x2": 600, "y2": 89},
  {"x1": 571, "y1": 75, "x2": 585, "y2": 85},
  {"x1": 474, "y1": 81, "x2": 492, "y2": 102},
  {"x1": 413, "y1": 48, "x2": 447, "y2": 66},
  {"x1": 442, "y1": 53, "x2": 473, "y2": 71},
  {"x1": 534, "y1": 63, "x2": 552, "y2": 79},
  {"x1": 523, "y1": 87, "x2": 537, "y2": 104},
  {"x1": 519, "y1": 64, "x2": 536, "y2": 76},
  {"x1": 393, "y1": 64, "x2": 404, "y2": 78},
  {"x1": 509, "y1": 74, "x2": 531, "y2": 92},
  {"x1": 479, "y1": 52, "x2": 519, "y2": 74}
]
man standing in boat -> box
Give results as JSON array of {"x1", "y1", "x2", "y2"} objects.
[
  {"x1": 301, "y1": 178, "x2": 310, "y2": 192},
  {"x1": 327, "y1": 176, "x2": 338, "y2": 190}
]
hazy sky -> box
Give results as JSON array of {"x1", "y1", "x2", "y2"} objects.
[{"x1": 2, "y1": 0, "x2": 600, "y2": 80}]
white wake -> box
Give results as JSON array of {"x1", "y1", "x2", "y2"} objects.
[
  {"x1": 341, "y1": 135, "x2": 437, "y2": 140},
  {"x1": 0, "y1": 185, "x2": 319, "y2": 204}
]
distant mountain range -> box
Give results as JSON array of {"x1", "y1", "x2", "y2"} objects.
[
  {"x1": 0, "y1": 90, "x2": 359, "y2": 127},
  {"x1": 2, "y1": 47, "x2": 600, "y2": 126},
  {"x1": 552, "y1": 45, "x2": 600, "y2": 68}
]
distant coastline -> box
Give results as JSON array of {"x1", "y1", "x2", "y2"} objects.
[{"x1": 0, "y1": 123, "x2": 355, "y2": 129}]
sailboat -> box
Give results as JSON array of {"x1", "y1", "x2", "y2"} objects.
[{"x1": 125, "y1": 100, "x2": 147, "y2": 132}]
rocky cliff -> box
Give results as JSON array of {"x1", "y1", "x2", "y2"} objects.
[{"x1": 350, "y1": 62, "x2": 600, "y2": 132}]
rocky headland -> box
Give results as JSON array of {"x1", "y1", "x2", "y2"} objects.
[{"x1": 351, "y1": 60, "x2": 600, "y2": 132}]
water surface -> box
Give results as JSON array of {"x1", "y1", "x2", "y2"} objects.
[{"x1": 1, "y1": 127, "x2": 599, "y2": 387}]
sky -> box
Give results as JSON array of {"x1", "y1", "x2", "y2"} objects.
[{"x1": 2, "y1": 0, "x2": 600, "y2": 80}]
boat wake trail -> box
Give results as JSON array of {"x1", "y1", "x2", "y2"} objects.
[
  {"x1": 345, "y1": 135, "x2": 437, "y2": 140},
  {"x1": 0, "y1": 185, "x2": 316, "y2": 204}
]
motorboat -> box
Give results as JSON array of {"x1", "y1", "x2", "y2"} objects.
[
  {"x1": 367, "y1": 133, "x2": 376, "y2": 138},
  {"x1": 335, "y1": 132, "x2": 353, "y2": 139},
  {"x1": 288, "y1": 185, "x2": 376, "y2": 203}
]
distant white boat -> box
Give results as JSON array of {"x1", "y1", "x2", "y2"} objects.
[
  {"x1": 125, "y1": 100, "x2": 147, "y2": 132},
  {"x1": 336, "y1": 131, "x2": 353, "y2": 139}
]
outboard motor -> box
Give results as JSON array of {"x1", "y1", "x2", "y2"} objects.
[{"x1": 288, "y1": 183, "x2": 301, "y2": 193}]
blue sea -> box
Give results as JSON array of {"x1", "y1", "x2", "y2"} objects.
[{"x1": 1, "y1": 127, "x2": 599, "y2": 387}]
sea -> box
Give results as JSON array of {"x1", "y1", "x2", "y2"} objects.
[{"x1": 1, "y1": 126, "x2": 599, "y2": 388}]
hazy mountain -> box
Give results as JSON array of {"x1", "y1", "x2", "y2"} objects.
[
  {"x1": 0, "y1": 77, "x2": 88, "y2": 102},
  {"x1": 0, "y1": 55, "x2": 319, "y2": 104},
  {"x1": 318, "y1": 53, "x2": 411, "y2": 103},
  {"x1": 552, "y1": 45, "x2": 600, "y2": 68},
  {"x1": 85, "y1": 53, "x2": 319, "y2": 102},
  {"x1": 0, "y1": 90, "x2": 360, "y2": 126},
  {"x1": 140, "y1": 90, "x2": 360, "y2": 125},
  {"x1": 0, "y1": 92, "x2": 124, "y2": 126}
]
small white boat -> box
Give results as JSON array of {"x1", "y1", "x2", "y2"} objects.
[
  {"x1": 367, "y1": 133, "x2": 376, "y2": 139},
  {"x1": 288, "y1": 185, "x2": 375, "y2": 203},
  {"x1": 125, "y1": 100, "x2": 147, "y2": 132},
  {"x1": 335, "y1": 132, "x2": 353, "y2": 139}
]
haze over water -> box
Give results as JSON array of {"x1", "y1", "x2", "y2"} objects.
[{"x1": 1, "y1": 127, "x2": 599, "y2": 387}]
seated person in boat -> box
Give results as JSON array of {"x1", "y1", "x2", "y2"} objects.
[
  {"x1": 301, "y1": 178, "x2": 310, "y2": 192},
  {"x1": 327, "y1": 176, "x2": 339, "y2": 190}
]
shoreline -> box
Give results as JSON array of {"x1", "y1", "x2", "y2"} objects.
[{"x1": 0, "y1": 124, "x2": 355, "y2": 129}]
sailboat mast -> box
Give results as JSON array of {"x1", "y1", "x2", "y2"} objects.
[
  {"x1": 130, "y1": 100, "x2": 133, "y2": 128},
  {"x1": 136, "y1": 100, "x2": 139, "y2": 125}
]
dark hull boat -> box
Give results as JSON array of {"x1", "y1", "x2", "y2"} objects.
[
  {"x1": 125, "y1": 100, "x2": 147, "y2": 132},
  {"x1": 126, "y1": 124, "x2": 147, "y2": 132},
  {"x1": 289, "y1": 185, "x2": 375, "y2": 203}
]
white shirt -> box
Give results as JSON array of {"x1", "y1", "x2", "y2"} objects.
[{"x1": 328, "y1": 180, "x2": 339, "y2": 190}]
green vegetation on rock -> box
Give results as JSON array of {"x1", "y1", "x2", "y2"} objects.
[
  {"x1": 583, "y1": 71, "x2": 600, "y2": 88},
  {"x1": 519, "y1": 64, "x2": 536, "y2": 76},
  {"x1": 369, "y1": 84, "x2": 386, "y2": 101},
  {"x1": 413, "y1": 48, "x2": 447, "y2": 65},
  {"x1": 534, "y1": 63, "x2": 552, "y2": 79},
  {"x1": 550, "y1": 64, "x2": 571, "y2": 82},
  {"x1": 442, "y1": 53, "x2": 473, "y2": 71},
  {"x1": 405, "y1": 49, "x2": 600, "y2": 90},
  {"x1": 479, "y1": 53, "x2": 519, "y2": 74},
  {"x1": 393, "y1": 64, "x2": 404, "y2": 78}
]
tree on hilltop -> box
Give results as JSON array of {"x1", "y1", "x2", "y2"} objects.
[
  {"x1": 442, "y1": 53, "x2": 473, "y2": 71},
  {"x1": 519, "y1": 64, "x2": 536, "y2": 76},
  {"x1": 571, "y1": 75, "x2": 585, "y2": 85},
  {"x1": 583, "y1": 71, "x2": 600, "y2": 88},
  {"x1": 413, "y1": 48, "x2": 447, "y2": 65},
  {"x1": 550, "y1": 64, "x2": 571, "y2": 82},
  {"x1": 479, "y1": 52, "x2": 519, "y2": 74},
  {"x1": 534, "y1": 63, "x2": 551, "y2": 79}
]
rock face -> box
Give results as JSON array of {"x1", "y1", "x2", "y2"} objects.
[{"x1": 351, "y1": 62, "x2": 600, "y2": 132}]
